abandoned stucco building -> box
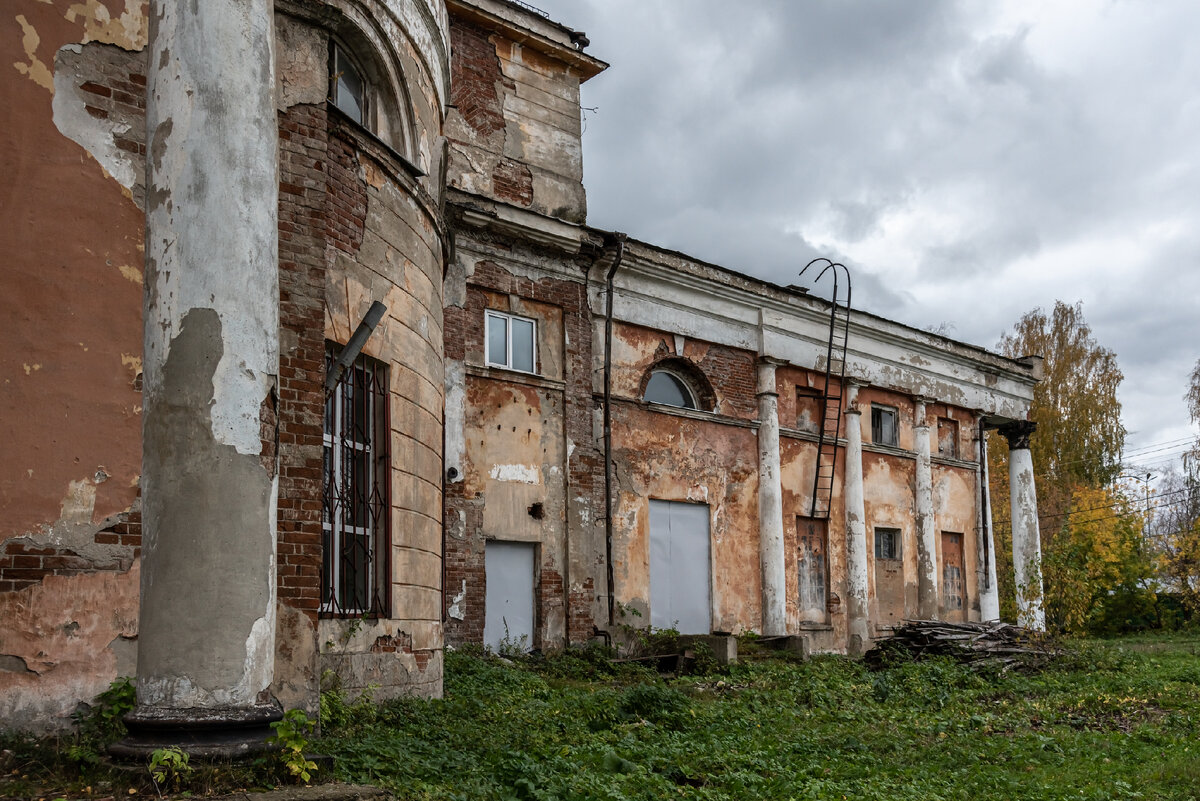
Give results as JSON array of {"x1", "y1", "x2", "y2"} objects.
[{"x1": 1, "y1": 0, "x2": 1044, "y2": 745}]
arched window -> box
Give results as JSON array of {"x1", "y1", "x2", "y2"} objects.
[
  {"x1": 644, "y1": 369, "x2": 698, "y2": 410},
  {"x1": 330, "y1": 42, "x2": 367, "y2": 125},
  {"x1": 325, "y1": 29, "x2": 416, "y2": 162}
]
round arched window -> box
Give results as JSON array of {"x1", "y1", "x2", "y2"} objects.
[{"x1": 643, "y1": 369, "x2": 698, "y2": 410}]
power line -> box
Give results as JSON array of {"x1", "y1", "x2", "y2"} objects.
[
  {"x1": 992, "y1": 488, "x2": 1197, "y2": 532},
  {"x1": 1122, "y1": 436, "x2": 1198, "y2": 456}
]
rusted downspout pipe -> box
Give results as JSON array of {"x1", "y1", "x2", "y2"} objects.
[{"x1": 603, "y1": 232, "x2": 627, "y2": 627}]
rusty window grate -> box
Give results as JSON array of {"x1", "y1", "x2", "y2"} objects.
[{"x1": 321, "y1": 344, "x2": 390, "y2": 617}]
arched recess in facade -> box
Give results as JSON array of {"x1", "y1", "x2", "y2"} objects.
[{"x1": 321, "y1": 0, "x2": 421, "y2": 164}]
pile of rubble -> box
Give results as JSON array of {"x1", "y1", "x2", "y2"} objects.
[{"x1": 866, "y1": 620, "x2": 1063, "y2": 672}]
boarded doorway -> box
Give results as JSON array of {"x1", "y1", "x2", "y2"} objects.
[
  {"x1": 874, "y1": 527, "x2": 905, "y2": 628},
  {"x1": 942, "y1": 531, "x2": 966, "y2": 622},
  {"x1": 483, "y1": 540, "x2": 536, "y2": 652},
  {"x1": 649, "y1": 500, "x2": 711, "y2": 634},
  {"x1": 797, "y1": 517, "x2": 828, "y2": 623}
]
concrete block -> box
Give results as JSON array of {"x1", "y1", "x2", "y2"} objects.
[{"x1": 679, "y1": 634, "x2": 738, "y2": 665}]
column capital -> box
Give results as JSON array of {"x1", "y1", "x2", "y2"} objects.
[
  {"x1": 756, "y1": 357, "x2": 787, "y2": 396},
  {"x1": 999, "y1": 420, "x2": 1037, "y2": 450}
]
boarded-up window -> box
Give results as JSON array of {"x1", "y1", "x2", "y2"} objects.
[
  {"x1": 796, "y1": 389, "x2": 822, "y2": 434},
  {"x1": 942, "y1": 531, "x2": 965, "y2": 619},
  {"x1": 797, "y1": 518, "x2": 828, "y2": 622},
  {"x1": 937, "y1": 417, "x2": 959, "y2": 458}
]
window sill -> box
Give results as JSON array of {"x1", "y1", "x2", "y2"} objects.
[
  {"x1": 467, "y1": 363, "x2": 566, "y2": 392},
  {"x1": 796, "y1": 622, "x2": 833, "y2": 631}
]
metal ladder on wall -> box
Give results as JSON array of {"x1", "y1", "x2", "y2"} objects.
[{"x1": 798, "y1": 258, "x2": 852, "y2": 519}]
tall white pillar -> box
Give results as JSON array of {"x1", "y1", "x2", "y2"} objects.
[
  {"x1": 1000, "y1": 421, "x2": 1045, "y2": 631},
  {"x1": 843, "y1": 384, "x2": 870, "y2": 656},
  {"x1": 978, "y1": 420, "x2": 1000, "y2": 621},
  {"x1": 914, "y1": 400, "x2": 939, "y2": 619},
  {"x1": 117, "y1": 0, "x2": 281, "y2": 758},
  {"x1": 757, "y1": 358, "x2": 787, "y2": 636}
]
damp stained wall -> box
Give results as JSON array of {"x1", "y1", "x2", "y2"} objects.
[
  {"x1": 777, "y1": 365, "x2": 846, "y2": 652},
  {"x1": 607, "y1": 322, "x2": 761, "y2": 633},
  {"x1": 1, "y1": 0, "x2": 148, "y2": 732},
  {"x1": 442, "y1": 247, "x2": 589, "y2": 650},
  {"x1": 305, "y1": 0, "x2": 449, "y2": 702},
  {"x1": 444, "y1": 0, "x2": 605, "y2": 222}
]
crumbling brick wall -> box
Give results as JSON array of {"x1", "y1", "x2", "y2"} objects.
[
  {"x1": 275, "y1": 101, "x2": 331, "y2": 621},
  {"x1": 443, "y1": 251, "x2": 600, "y2": 648}
]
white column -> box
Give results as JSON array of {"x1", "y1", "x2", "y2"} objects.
[
  {"x1": 843, "y1": 384, "x2": 870, "y2": 656},
  {"x1": 914, "y1": 400, "x2": 939, "y2": 619},
  {"x1": 757, "y1": 358, "x2": 787, "y2": 636},
  {"x1": 1001, "y1": 421, "x2": 1045, "y2": 631},
  {"x1": 978, "y1": 420, "x2": 1000, "y2": 621},
  {"x1": 119, "y1": 0, "x2": 280, "y2": 758}
]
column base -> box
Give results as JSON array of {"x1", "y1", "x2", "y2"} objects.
[{"x1": 109, "y1": 703, "x2": 283, "y2": 761}]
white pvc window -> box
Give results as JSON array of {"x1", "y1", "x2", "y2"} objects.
[
  {"x1": 485, "y1": 311, "x2": 537, "y2": 373},
  {"x1": 644, "y1": 370, "x2": 697, "y2": 409}
]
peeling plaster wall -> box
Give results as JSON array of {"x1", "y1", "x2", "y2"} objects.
[
  {"x1": 0, "y1": 565, "x2": 139, "y2": 732},
  {"x1": 445, "y1": 6, "x2": 597, "y2": 222},
  {"x1": 2, "y1": 0, "x2": 451, "y2": 728},
  {"x1": 606, "y1": 322, "x2": 761, "y2": 633},
  {"x1": 442, "y1": 243, "x2": 597, "y2": 649},
  {"x1": 3, "y1": 1, "x2": 147, "y2": 544},
  {"x1": 611, "y1": 405, "x2": 761, "y2": 634},
  {"x1": 318, "y1": 115, "x2": 446, "y2": 700},
  {"x1": 1, "y1": 0, "x2": 148, "y2": 732},
  {"x1": 266, "y1": 1, "x2": 450, "y2": 709}
]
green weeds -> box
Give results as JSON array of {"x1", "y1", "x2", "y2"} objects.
[{"x1": 320, "y1": 637, "x2": 1200, "y2": 800}]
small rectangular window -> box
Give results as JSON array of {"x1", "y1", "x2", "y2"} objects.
[
  {"x1": 485, "y1": 310, "x2": 537, "y2": 374},
  {"x1": 871, "y1": 405, "x2": 898, "y2": 447},
  {"x1": 875, "y1": 527, "x2": 901, "y2": 561},
  {"x1": 937, "y1": 417, "x2": 959, "y2": 458},
  {"x1": 322, "y1": 344, "x2": 389, "y2": 617}
]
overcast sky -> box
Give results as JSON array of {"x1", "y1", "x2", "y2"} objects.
[{"x1": 532, "y1": 0, "x2": 1200, "y2": 475}]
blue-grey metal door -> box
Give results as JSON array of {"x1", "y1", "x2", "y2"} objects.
[{"x1": 649, "y1": 500, "x2": 711, "y2": 634}]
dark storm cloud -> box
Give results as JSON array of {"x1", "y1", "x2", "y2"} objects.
[{"x1": 532, "y1": 0, "x2": 1200, "y2": 455}]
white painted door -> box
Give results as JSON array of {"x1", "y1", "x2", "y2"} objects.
[
  {"x1": 649, "y1": 500, "x2": 711, "y2": 634},
  {"x1": 484, "y1": 540, "x2": 535, "y2": 652}
]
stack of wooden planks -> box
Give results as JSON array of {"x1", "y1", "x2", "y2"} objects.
[{"x1": 866, "y1": 620, "x2": 1062, "y2": 672}]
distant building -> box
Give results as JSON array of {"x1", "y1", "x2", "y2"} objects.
[{"x1": 1, "y1": 0, "x2": 1044, "y2": 748}]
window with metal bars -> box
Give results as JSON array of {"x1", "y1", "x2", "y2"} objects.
[{"x1": 322, "y1": 344, "x2": 390, "y2": 617}]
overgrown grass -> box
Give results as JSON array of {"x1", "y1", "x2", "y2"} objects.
[
  {"x1": 3, "y1": 636, "x2": 1197, "y2": 799},
  {"x1": 321, "y1": 637, "x2": 1200, "y2": 800}
]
